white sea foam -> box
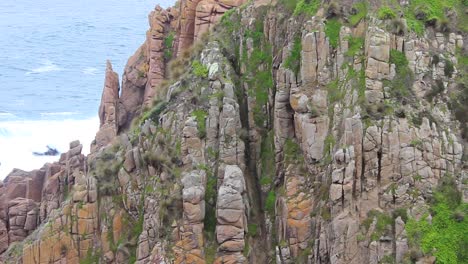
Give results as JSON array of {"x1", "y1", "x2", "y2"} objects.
[
  {"x1": 40, "y1": 111, "x2": 77, "y2": 117},
  {"x1": 82, "y1": 67, "x2": 99, "y2": 75},
  {"x1": 0, "y1": 117, "x2": 98, "y2": 179},
  {"x1": 0, "y1": 112, "x2": 15, "y2": 118},
  {"x1": 26, "y1": 60, "x2": 62, "y2": 74}
]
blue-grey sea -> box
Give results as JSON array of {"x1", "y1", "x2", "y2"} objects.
[{"x1": 0, "y1": 0, "x2": 174, "y2": 178}]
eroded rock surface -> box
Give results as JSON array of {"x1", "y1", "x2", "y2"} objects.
[{"x1": 1, "y1": 1, "x2": 466, "y2": 264}]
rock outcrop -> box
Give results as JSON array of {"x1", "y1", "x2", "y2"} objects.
[
  {"x1": 1, "y1": 1, "x2": 467, "y2": 264},
  {"x1": 0, "y1": 141, "x2": 85, "y2": 259},
  {"x1": 93, "y1": 61, "x2": 120, "y2": 152}
]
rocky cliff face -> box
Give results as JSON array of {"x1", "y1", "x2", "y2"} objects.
[{"x1": 1, "y1": 0, "x2": 467, "y2": 263}]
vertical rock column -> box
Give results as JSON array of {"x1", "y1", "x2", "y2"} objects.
[
  {"x1": 194, "y1": 0, "x2": 246, "y2": 42},
  {"x1": 94, "y1": 61, "x2": 120, "y2": 152},
  {"x1": 177, "y1": 0, "x2": 202, "y2": 56},
  {"x1": 174, "y1": 170, "x2": 207, "y2": 264},
  {"x1": 144, "y1": 7, "x2": 171, "y2": 105},
  {"x1": 215, "y1": 165, "x2": 246, "y2": 263}
]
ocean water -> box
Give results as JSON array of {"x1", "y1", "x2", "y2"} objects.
[{"x1": 0, "y1": 0, "x2": 174, "y2": 178}]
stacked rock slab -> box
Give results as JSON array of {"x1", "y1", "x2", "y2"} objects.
[
  {"x1": 0, "y1": 141, "x2": 85, "y2": 259},
  {"x1": 1, "y1": 1, "x2": 466, "y2": 264}
]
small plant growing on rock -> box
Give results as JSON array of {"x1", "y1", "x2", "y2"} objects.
[
  {"x1": 324, "y1": 18, "x2": 342, "y2": 49},
  {"x1": 378, "y1": 6, "x2": 396, "y2": 20},
  {"x1": 164, "y1": 31, "x2": 175, "y2": 60},
  {"x1": 444, "y1": 59, "x2": 454, "y2": 77},
  {"x1": 192, "y1": 109, "x2": 208, "y2": 138},
  {"x1": 349, "y1": 2, "x2": 368, "y2": 26},
  {"x1": 192, "y1": 60, "x2": 209, "y2": 78},
  {"x1": 284, "y1": 36, "x2": 302, "y2": 75},
  {"x1": 345, "y1": 36, "x2": 364, "y2": 57},
  {"x1": 293, "y1": 0, "x2": 320, "y2": 17},
  {"x1": 388, "y1": 49, "x2": 414, "y2": 99},
  {"x1": 406, "y1": 174, "x2": 467, "y2": 263},
  {"x1": 264, "y1": 190, "x2": 276, "y2": 215}
]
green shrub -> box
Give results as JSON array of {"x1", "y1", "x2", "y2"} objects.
[
  {"x1": 322, "y1": 134, "x2": 335, "y2": 164},
  {"x1": 140, "y1": 101, "x2": 168, "y2": 125},
  {"x1": 393, "y1": 207, "x2": 409, "y2": 222},
  {"x1": 164, "y1": 31, "x2": 175, "y2": 60},
  {"x1": 444, "y1": 59, "x2": 454, "y2": 77},
  {"x1": 284, "y1": 138, "x2": 302, "y2": 164},
  {"x1": 204, "y1": 165, "x2": 217, "y2": 235},
  {"x1": 390, "y1": 49, "x2": 409, "y2": 68},
  {"x1": 293, "y1": 0, "x2": 320, "y2": 17},
  {"x1": 220, "y1": 8, "x2": 237, "y2": 33},
  {"x1": 80, "y1": 249, "x2": 100, "y2": 264},
  {"x1": 426, "y1": 80, "x2": 445, "y2": 102},
  {"x1": 349, "y1": 2, "x2": 368, "y2": 26},
  {"x1": 247, "y1": 224, "x2": 258, "y2": 237},
  {"x1": 327, "y1": 80, "x2": 344, "y2": 104},
  {"x1": 404, "y1": 0, "x2": 458, "y2": 35},
  {"x1": 325, "y1": 19, "x2": 342, "y2": 49},
  {"x1": 388, "y1": 49, "x2": 413, "y2": 99},
  {"x1": 406, "y1": 175, "x2": 467, "y2": 264},
  {"x1": 449, "y1": 49, "x2": 468, "y2": 139},
  {"x1": 378, "y1": 6, "x2": 397, "y2": 20},
  {"x1": 345, "y1": 36, "x2": 364, "y2": 57},
  {"x1": 284, "y1": 37, "x2": 302, "y2": 75},
  {"x1": 363, "y1": 210, "x2": 393, "y2": 241},
  {"x1": 278, "y1": 0, "x2": 298, "y2": 13},
  {"x1": 192, "y1": 109, "x2": 207, "y2": 138},
  {"x1": 265, "y1": 190, "x2": 276, "y2": 215},
  {"x1": 192, "y1": 60, "x2": 209, "y2": 78},
  {"x1": 435, "y1": 176, "x2": 462, "y2": 210}
]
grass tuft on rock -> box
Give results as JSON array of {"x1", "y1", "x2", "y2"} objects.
[
  {"x1": 324, "y1": 19, "x2": 342, "y2": 49},
  {"x1": 349, "y1": 2, "x2": 368, "y2": 26},
  {"x1": 192, "y1": 60, "x2": 209, "y2": 78},
  {"x1": 406, "y1": 175, "x2": 467, "y2": 264},
  {"x1": 293, "y1": 0, "x2": 320, "y2": 17},
  {"x1": 284, "y1": 36, "x2": 302, "y2": 75},
  {"x1": 377, "y1": 6, "x2": 396, "y2": 20}
]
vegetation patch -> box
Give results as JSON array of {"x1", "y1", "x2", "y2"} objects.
[
  {"x1": 377, "y1": 6, "x2": 396, "y2": 20},
  {"x1": 449, "y1": 49, "x2": 468, "y2": 139},
  {"x1": 242, "y1": 17, "x2": 273, "y2": 128},
  {"x1": 349, "y1": 2, "x2": 368, "y2": 26},
  {"x1": 405, "y1": 175, "x2": 467, "y2": 264},
  {"x1": 403, "y1": 0, "x2": 460, "y2": 35},
  {"x1": 345, "y1": 36, "x2": 364, "y2": 57},
  {"x1": 362, "y1": 210, "x2": 393, "y2": 241},
  {"x1": 164, "y1": 31, "x2": 175, "y2": 60},
  {"x1": 204, "y1": 166, "x2": 217, "y2": 240},
  {"x1": 425, "y1": 80, "x2": 444, "y2": 102},
  {"x1": 140, "y1": 101, "x2": 168, "y2": 125},
  {"x1": 322, "y1": 134, "x2": 336, "y2": 164},
  {"x1": 192, "y1": 60, "x2": 209, "y2": 78},
  {"x1": 247, "y1": 223, "x2": 258, "y2": 237},
  {"x1": 278, "y1": 0, "x2": 298, "y2": 13},
  {"x1": 444, "y1": 59, "x2": 454, "y2": 77},
  {"x1": 324, "y1": 19, "x2": 342, "y2": 49},
  {"x1": 80, "y1": 249, "x2": 101, "y2": 264},
  {"x1": 92, "y1": 148, "x2": 122, "y2": 196},
  {"x1": 264, "y1": 190, "x2": 276, "y2": 215},
  {"x1": 284, "y1": 138, "x2": 303, "y2": 164},
  {"x1": 192, "y1": 109, "x2": 208, "y2": 138},
  {"x1": 284, "y1": 36, "x2": 302, "y2": 75},
  {"x1": 293, "y1": 0, "x2": 320, "y2": 17},
  {"x1": 388, "y1": 49, "x2": 414, "y2": 99}
]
